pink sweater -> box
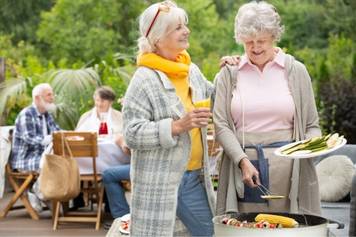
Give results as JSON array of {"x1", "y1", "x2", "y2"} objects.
[{"x1": 231, "y1": 48, "x2": 295, "y2": 132}]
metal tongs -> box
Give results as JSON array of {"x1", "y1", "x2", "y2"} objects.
[{"x1": 253, "y1": 177, "x2": 285, "y2": 200}]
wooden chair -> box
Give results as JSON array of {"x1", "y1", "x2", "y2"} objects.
[
  {"x1": 0, "y1": 165, "x2": 40, "y2": 220},
  {"x1": 207, "y1": 124, "x2": 221, "y2": 157},
  {"x1": 0, "y1": 128, "x2": 40, "y2": 220},
  {"x1": 207, "y1": 124, "x2": 221, "y2": 191},
  {"x1": 52, "y1": 131, "x2": 104, "y2": 230},
  {"x1": 208, "y1": 137, "x2": 221, "y2": 157}
]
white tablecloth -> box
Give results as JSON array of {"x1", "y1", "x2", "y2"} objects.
[{"x1": 76, "y1": 138, "x2": 130, "y2": 174}]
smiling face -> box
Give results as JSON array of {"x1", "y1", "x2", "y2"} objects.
[
  {"x1": 94, "y1": 95, "x2": 112, "y2": 114},
  {"x1": 36, "y1": 87, "x2": 56, "y2": 113},
  {"x1": 41, "y1": 88, "x2": 55, "y2": 104},
  {"x1": 242, "y1": 32, "x2": 275, "y2": 70},
  {"x1": 156, "y1": 21, "x2": 190, "y2": 60}
]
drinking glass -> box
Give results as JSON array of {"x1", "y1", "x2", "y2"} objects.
[{"x1": 98, "y1": 113, "x2": 108, "y2": 135}]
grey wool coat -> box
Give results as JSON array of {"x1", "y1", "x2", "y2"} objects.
[
  {"x1": 214, "y1": 54, "x2": 322, "y2": 216},
  {"x1": 123, "y1": 64, "x2": 216, "y2": 237}
]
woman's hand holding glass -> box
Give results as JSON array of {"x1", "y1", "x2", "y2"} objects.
[{"x1": 172, "y1": 107, "x2": 211, "y2": 136}]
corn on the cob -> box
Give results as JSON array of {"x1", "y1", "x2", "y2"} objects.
[{"x1": 255, "y1": 214, "x2": 299, "y2": 228}]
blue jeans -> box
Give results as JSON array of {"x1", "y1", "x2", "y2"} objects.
[
  {"x1": 176, "y1": 170, "x2": 214, "y2": 236},
  {"x1": 102, "y1": 164, "x2": 130, "y2": 218}
]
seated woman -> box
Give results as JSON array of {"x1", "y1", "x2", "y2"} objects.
[
  {"x1": 76, "y1": 86, "x2": 122, "y2": 139},
  {"x1": 102, "y1": 163, "x2": 130, "y2": 229},
  {"x1": 75, "y1": 86, "x2": 131, "y2": 221}
]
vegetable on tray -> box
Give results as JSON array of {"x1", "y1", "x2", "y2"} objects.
[{"x1": 281, "y1": 133, "x2": 344, "y2": 155}]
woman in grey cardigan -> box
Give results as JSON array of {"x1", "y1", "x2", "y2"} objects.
[
  {"x1": 123, "y1": 1, "x2": 215, "y2": 236},
  {"x1": 214, "y1": 1, "x2": 322, "y2": 216}
]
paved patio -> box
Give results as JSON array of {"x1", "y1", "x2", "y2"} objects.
[
  {"x1": 0, "y1": 191, "x2": 351, "y2": 237},
  {"x1": 0, "y1": 192, "x2": 109, "y2": 236}
]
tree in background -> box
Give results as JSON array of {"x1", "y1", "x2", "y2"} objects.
[
  {"x1": 0, "y1": 0, "x2": 54, "y2": 44},
  {"x1": 50, "y1": 68, "x2": 101, "y2": 129},
  {"x1": 37, "y1": 0, "x2": 144, "y2": 63},
  {"x1": 0, "y1": 0, "x2": 355, "y2": 138},
  {"x1": 317, "y1": 34, "x2": 356, "y2": 141},
  {"x1": 319, "y1": 78, "x2": 356, "y2": 143},
  {"x1": 278, "y1": 1, "x2": 329, "y2": 50},
  {"x1": 179, "y1": 0, "x2": 245, "y2": 80},
  {"x1": 324, "y1": 0, "x2": 356, "y2": 41},
  {"x1": 326, "y1": 35, "x2": 354, "y2": 80}
]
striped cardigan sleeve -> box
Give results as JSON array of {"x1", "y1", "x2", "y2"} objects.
[{"x1": 123, "y1": 69, "x2": 178, "y2": 150}]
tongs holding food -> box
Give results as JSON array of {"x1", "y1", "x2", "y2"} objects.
[
  {"x1": 257, "y1": 183, "x2": 285, "y2": 199},
  {"x1": 253, "y1": 176, "x2": 285, "y2": 200}
]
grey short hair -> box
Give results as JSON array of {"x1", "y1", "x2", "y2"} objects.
[
  {"x1": 137, "y1": 0, "x2": 188, "y2": 54},
  {"x1": 234, "y1": 1, "x2": 284, "y2": 44},
  {"x1": 94, "y1": 86, "x2": 116, "y2": 102},
  {"x1": 32, "y1": 83, "x2": 52, "y2": 101}
]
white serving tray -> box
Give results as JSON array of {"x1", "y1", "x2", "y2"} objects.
[{"x1": 274, "y1": 138, "x2": 347, "y2": 159}]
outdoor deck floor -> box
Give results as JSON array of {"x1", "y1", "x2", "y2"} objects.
[
  {"x1": 0, "y1": 192, "x2": 351, "y2": 236},
  {"x1": 0, "y1": 192, "x2": 109, "y2": 236}
]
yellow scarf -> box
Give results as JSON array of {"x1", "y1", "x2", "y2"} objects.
[
  {"x1": 136, "y1": 50, "x2": 191, "y2": 79},
  {"x1": 137, "y1": 50, "x2": 202, "y2": 171}
]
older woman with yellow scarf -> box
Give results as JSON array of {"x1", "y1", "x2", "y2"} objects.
[{"x1": 122, "y1": 1, "x2": 215, "y2": 236}]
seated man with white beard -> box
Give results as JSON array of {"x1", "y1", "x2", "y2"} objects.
[{"x1": 10, "y1": 83, "x2": 60, "y2": 211}]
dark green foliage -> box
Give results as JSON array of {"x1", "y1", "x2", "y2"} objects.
[
  {"x1": 0, "y1": 0, "x2": 355, "y2": 134},
  {"x1": 352, "y1": 53, "x2": 356, "y2": 82},
  {"x1": 278, "y1": 2, "x2": 330, "y2": 49},
  {"x1": 319, "y1": 79, "x2": 356, "y2": 143},
  {"x1": 211, "y1": 0, "x2": 245, "y2": 19},
  {"x1": 36, "y1": 0, "x2": 144, "y2": 63},
  {"x1": 324, "y1": 0, "x2": 356, "y2": 41},
  {"x1": 0, "y1": 0, "x2": 55, "y2": 43}
]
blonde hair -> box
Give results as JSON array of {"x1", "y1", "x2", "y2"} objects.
[
  {"x1": 137, "y1": 0, "x2": 188, "y2": 54},
  {"x1": 234, "y1": 1, "x2": 284, "y2": 44}
]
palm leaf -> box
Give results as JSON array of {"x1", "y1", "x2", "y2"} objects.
[
  {"x1": 113, "y1": 52, "x2": 135, "y2": 62},
  {"x1": 48, "y1": 68, "x2": 102, "y2": 129},
  {"x1": 0, "y1": 78, "x2": 31, "y2": 124},
  {"x1": 50, "y1": 68, "x2": 101, "y2": 97},
  {"x1": 54, "y1": 101, "x2": 78, "y2": 130},
  {"x1": 113, "y1": 66, "x2": 131, "y2": 84}
]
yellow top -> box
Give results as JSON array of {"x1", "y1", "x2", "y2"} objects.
[{"x1": 137, "y1": 51, "x2": 203, "y2": 170}]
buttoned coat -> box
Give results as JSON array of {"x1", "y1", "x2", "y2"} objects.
[
  {"x1": 214, "y1": 54, "x2": 322, "y2": 216},
  {"x1": 123, "y1": 64, "x2": 215, "y2": 236}
]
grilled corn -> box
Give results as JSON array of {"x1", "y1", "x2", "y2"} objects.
[{"x1": 255, "y1": 214, "x2": 299, "y2": 228}]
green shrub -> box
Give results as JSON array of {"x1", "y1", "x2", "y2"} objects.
[{"x1": 319, "y1": 78, "x2": 356, "y2": 143}]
